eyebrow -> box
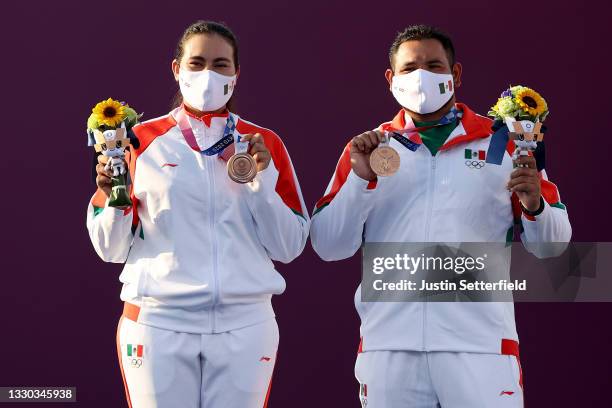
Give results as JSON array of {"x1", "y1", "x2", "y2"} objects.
[
  {"x1": 188, "y1": 56, "x2": 232, "y2": 63},
  {"x1": 400, "y1": 58, "x2": 445, "y2": 69},
  {"x1": 399, "y1": 61, "x2": 417, "y2": 70}
]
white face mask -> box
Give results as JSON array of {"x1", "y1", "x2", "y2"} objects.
[
  {"x1": 178, "y1": 69, "x2": 237, "y2": 112},
  {"x1": 391, "y1": 69, "x2": 454, "y2": 114}
]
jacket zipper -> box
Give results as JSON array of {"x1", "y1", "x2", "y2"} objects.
[
  {"x1": 422, "y1": 153, "x2": 438, "y2": 350},
  {"x1": 205, "y1": 125, "x2": 220, "y2": 333},
  {"x1": 424, "y1": 154, "x2": 437, "y2": 241}
]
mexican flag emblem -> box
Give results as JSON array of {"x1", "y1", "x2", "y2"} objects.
[
  {"x1": 126, "y1": 344, "x2": 144, "y2": 358},
  {"x1": 464, "y1": 148, "x2": 486, "y2": 160},
  {"x1": 438, "y1": 80, "x2": 453, "y2": 94},
  {"x1": 223, "y1": 81, "x2": 235, "y2": 95}
]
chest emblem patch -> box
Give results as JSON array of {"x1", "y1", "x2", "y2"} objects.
[{"x1": 464, "y1": 148, "x2": 486, "y2": 169}]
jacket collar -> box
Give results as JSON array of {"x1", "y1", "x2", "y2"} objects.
[
  {"x1": 387, "y1": 102, "x2": 493, "y2": 151},
  {"x1": 181, "y1": 103, "x2": 229, "y2": 127}
]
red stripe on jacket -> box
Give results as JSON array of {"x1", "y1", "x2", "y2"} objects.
[
  {"x1": 314, "y1": 103, "x2": 490, "y2": 212},
  {"x1": 90, "y1": 115, "x2": 177, "y2": 230},
  {"x1": 236, "y1": 120, "x2": 304, "y2": 217},
  {"x1": 91, "y1": 114, "x2": 304, "y2": 221},
  {"x1": 314, "y1": 142, "x2": 378, "y2": 211},
  {"x1": 128, "y1": 115, "x2": 177, "y2": 229}
]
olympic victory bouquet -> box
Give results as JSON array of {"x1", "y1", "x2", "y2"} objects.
[
  {"x1": 86, "y1": 98, "x2": 142, "y2": 208},
  {"x1": 487, "y1": 86, "x2": 549, "y2": 167}
]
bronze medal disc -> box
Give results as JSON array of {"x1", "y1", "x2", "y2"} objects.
[
  {"x1": 370, "y1": 145, "x2": 400, "y2": 177},
  {"x1": 227, "y1": 153, "x2": 257, "y2": 183}
]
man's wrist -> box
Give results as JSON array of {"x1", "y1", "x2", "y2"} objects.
[
  {"x1": 351, "y1": 167, "x2": 377, "y2": 182},
  {"x1": 347, "y1": 170, "x2": 378, "y2": 190},
  {"x1": 521, "y1": 196, "x2": 545, "y2": 217}
]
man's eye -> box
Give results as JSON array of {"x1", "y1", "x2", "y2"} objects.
[
  {"x1": 101, "y1": 143, "x2": 107, "y2": 150},
  {"x1": 116, "y1": 141, "x2": 122, "y2": 147}
]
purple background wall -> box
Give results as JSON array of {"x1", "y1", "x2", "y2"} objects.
[{"x1": 1, "y1": 0, "x2": 610, "y2": 406}]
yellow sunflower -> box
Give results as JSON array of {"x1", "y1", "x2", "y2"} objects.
[
  {"x1": 92, "y1": 98, "x2": 126, "y2": 128},
  {"x1": 514, "y1": 88, "x2": 548, "y2": 118}
]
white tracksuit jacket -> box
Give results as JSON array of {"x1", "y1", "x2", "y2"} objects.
[
  {"x1": 310, "y1": 103, "x2": 571, "y2": 354},
  {"x1": 86, "y1": 106, "x2": 310, "y2": 334}
]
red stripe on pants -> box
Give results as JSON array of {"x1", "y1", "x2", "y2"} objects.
[
  {"x1": 501, "y1": 339, "x2": 524, "y2": 391},
  {"x1": 116, "y1": 316, "x2": 133, "y2": 408},
  {"x1": 263, "y1": 353, "x2": 278, "y2": 407}
]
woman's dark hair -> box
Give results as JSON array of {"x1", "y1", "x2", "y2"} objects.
[{"x1": 172, "y1": 20, "x2": 240, "y2": 111}]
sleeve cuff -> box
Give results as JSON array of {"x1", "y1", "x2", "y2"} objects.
[
  {"x1": 345, "y1": 170, "x2": 379, "y2": 192},
  {"x1": 522, "y1": 198, "x2": 548, "y2": 222},
  {"x1": 102, "y1": 197, "x2": 132, "y2": 219}
]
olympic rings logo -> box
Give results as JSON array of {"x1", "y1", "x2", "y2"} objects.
[
  {"x1": 465, "y1": 160, "x2": 485, "y2": 169},
  {"x1": 130, "y1": 358, "x2": 143, "y2": 368}
]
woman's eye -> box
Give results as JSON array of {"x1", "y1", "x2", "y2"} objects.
[
  {"x1": 116, "y1": 141, "x2": 122, "y2": 147},
  {"x1": 101, "y1": 144, "x2": 107, "y2": 150}
]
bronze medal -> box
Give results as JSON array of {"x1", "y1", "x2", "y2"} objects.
[
  {"x1": 227, "y1": 153, "x2": 257, "y2": 183},
  {"x1": 370, "y1": 145, "x2": 400, "y2": 177}
]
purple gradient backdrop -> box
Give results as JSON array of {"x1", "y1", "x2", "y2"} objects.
[{"x1": 1, "y1": 0, "x2": 610, "y2": 406}]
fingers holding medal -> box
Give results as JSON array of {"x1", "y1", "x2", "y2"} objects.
[
  {"x1": 352, "y1": 130, "x2": 385, "y2": 154},
  {"x1": 242, "y1": 133, "x2": 271, "y2": 172},
  {"x1": 350, "y1": 130, "x2": 400, "y2": 180},
  {"x1": 227, "y1": 133, "x2": 268, "y2": 184}
]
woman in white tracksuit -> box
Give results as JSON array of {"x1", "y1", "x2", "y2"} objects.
[{"x1": 87, "y1": 21, "x2": 310, "y2": 408}]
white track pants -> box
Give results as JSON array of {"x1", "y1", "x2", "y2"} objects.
[
  {"x1": 116, "y1": 311, "x2": 278, "y2": 408},
  {"x1": 355, "y1": 350, "x2": 523, "y2": 408}
]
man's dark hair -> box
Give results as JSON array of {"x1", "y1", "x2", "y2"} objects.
[{"x1": 389, "y1": 25, "x2": 456, "y2": 69}]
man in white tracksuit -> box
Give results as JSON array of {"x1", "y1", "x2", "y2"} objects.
[{"x1": 310, "y1": 25, "x2": 571, "y2": 407}]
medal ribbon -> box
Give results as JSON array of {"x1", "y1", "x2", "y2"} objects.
[
  {"x1": 484, "y1": 120, "x2": 509, "y2": 165},
  {"x1": 233, "y1": 132, "x2": 249, "y2": 154},
  {"x1": 172, "y1": 107, "x2": 237, "y2": 156},
  {"x1": 385, "y1": 107, "x2": 463, "y2": 152}
]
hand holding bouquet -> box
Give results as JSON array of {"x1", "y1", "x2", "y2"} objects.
[{"x1": 87, "y1": 98, "x2": 141, "y2": 208}]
